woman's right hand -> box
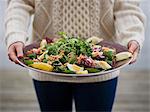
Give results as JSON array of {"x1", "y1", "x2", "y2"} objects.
[{"x1": 8, "y1": 42, "x2": 24, "y2": 64}]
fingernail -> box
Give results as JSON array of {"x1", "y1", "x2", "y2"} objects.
[
  {"x1": 18, "y1": 55, "x2": 23, "y2": 58},
  {"x1": 15, "y1": 60, "x2": 19, "y2": 64},
  {"x1": 128, "y1": 50, "x2": 133, "y2": 54}
]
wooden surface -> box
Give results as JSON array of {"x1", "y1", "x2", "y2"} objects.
[{"x1": 0, "y1": 69, "x2": 150, "y2": 112}]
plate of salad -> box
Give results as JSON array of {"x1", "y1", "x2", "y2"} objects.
[{"x1": 18, "y1": 32, "x2": 132, "y2": 77}]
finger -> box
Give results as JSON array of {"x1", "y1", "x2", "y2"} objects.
[
  {"x1": 15, "y1": 45, "x2": 23, "y2": 58},
  {"x1": 8, "y1": 46, "x2": 18, "y2": 63},
  {"x1": 11, "y1": 54, "x2": 19, "y2": 64},
  {"x1": 129, "y1": 49, "x2": 139, "y2": 64},
  {"x1": 8, "y1": 45, "x2": 14, "y2": 60},
  {"x1": 128, "y1": 43, "x2": 138, "y2": 54}
]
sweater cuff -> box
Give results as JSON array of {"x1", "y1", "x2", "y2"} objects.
[
  {"x1": 6, "y1": 33, "x2": 27, "y2": 49},
  {"x1": 118, "y1": 37, "x2": 143, "y2": 51}
]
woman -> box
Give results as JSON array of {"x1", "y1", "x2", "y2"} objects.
[{"x1": 5, "y1": 0, "x2": 146, "y2": 112}]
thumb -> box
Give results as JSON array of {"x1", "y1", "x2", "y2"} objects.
[
  {"x1": 15, "y1": 44, "x2": 24, "y2": 58},
  {"x1": 128, "y1": 41, "x2": 138, "y2": 54}
]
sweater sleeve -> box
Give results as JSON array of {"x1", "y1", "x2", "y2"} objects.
[
  {"x1": 114, "y1": 0, "x2": 146, "y2": 49},
  {"x1": 5, "y1": 0, "x2": 35, "y2": 48}
]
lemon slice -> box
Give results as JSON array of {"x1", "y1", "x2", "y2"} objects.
[{"x1": 30, "y1": 62, "x2": 53, "y2": 72}]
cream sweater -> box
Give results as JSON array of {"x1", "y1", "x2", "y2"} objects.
[{"x1": 5, "y1": 0, "x2": 146, "y2": 83}]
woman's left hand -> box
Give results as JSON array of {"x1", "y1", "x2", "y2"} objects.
[{"x1": 128, "y1": 40, "x2": 140, "y2": 64}]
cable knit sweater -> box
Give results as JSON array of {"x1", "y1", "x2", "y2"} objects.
[{"x1": 5, "y1": 0, "x2": 146, "y2": 83}]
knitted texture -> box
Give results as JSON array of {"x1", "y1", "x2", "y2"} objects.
[{"x1": 52, "y1": 0, "x2": 100, "y2": 38}]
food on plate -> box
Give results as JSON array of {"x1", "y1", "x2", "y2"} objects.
[
  {"x1": 76, "y1": 70, "x2": 88, "y2": 74},
  {"x1": 95, "y1": 61, "x2": 112, "y2": 70},
  {"x1": 115, "y1": 52, "x2": 132, "y2": 62},
  {"x1": 67, "y1": 63, "x2": 84, "y2": 73},
  {"x1": 21, "y1": 32, "x2": 132, "y2": 74},
  {"x1": 30, "y1": 62, "x2": 54, "y2": 72},
  {"x1": 86, "y1": 36, "x2": 103, "y2": 44}
]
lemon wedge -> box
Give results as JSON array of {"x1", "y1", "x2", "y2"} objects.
[{"x1": 30, "y1": 62, "x2": 53, "y2": 72}]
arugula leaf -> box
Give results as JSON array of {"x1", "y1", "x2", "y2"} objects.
[
  {"x1": 43, "y1": 59, "x2": 48, "y2": 63},
  {"x1": 58, "y1": 32, "x2": 68, "y2": 39},
  {"x1": 45, "y1": 32, "x2": 92, "y2": 65},
  {"x1": 103, "y1": 51, "x2": 114, "y2": 61},
  {"x1": 60, "y1": 55, "x2": 68, "y2": 64},
  {"x1": 105, "y1": 58, "x2": 113, "y2": 65},
  {"x1": 28, "y1": 53, "x2": 37, "y2": 59},
  {"x1": 24, "y1": 60, "x2": 34, "y2": 65},
  {"x1": 47, "y1": 45, "x2": 58, "y2": 55}
]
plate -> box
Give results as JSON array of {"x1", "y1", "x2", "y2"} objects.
[{"x1": 17, "y1": 40, "x2": 132, "y2": 77}]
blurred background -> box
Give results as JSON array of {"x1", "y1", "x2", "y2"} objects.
[{"x1": 0, "y1": 0, "x2": 150, "y2": 112}]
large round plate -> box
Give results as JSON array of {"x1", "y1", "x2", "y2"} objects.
[{"x1": 17, "y1": 40, "x2": 132, "y2": 77}]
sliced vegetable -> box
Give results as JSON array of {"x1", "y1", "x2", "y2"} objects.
[
  {"x1": 85, "y1": 68, "x2": 101, "y2": 73},
  {"x1": 64, "y1": 70, "x2": 75, "y2": 74}
]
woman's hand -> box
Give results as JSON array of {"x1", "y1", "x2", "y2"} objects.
[
  {"x1": 8, "y1": 42, "x2": 24, "y2": 64},
  {"x1": 128, "y1": 40, "x2": 140, "y2": 64}
]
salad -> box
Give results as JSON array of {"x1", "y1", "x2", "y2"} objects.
[{"x1": 21, "y1": 32, "x2": 132, "y2": 74}]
